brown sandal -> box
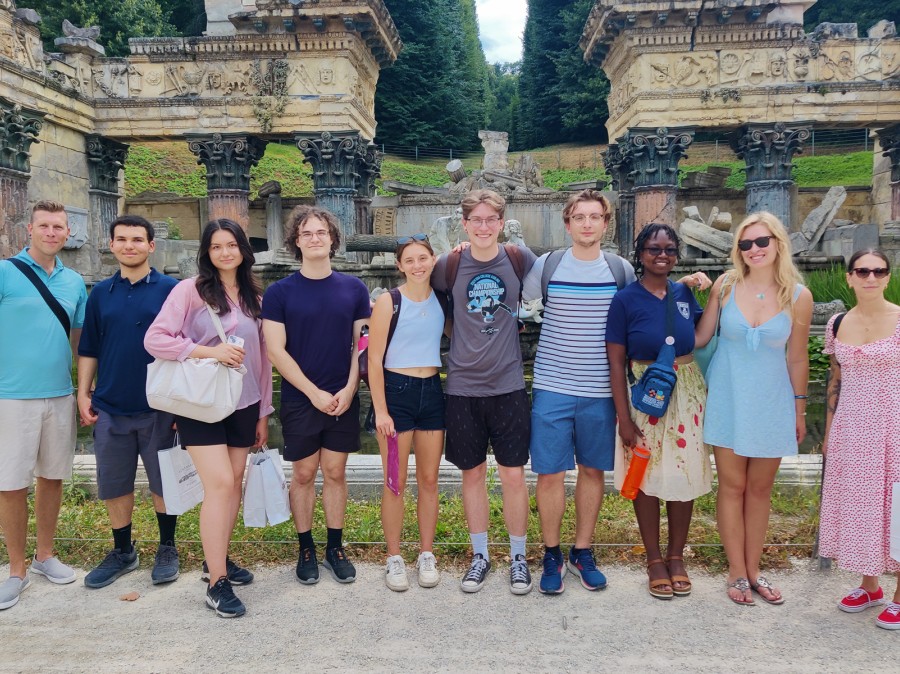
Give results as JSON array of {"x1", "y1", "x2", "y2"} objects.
[
  {"x1": 647, "y1": 559, "x2": 673, "y2": 600},
  {"x1": 666, "y1": 555, "x2": 692, "y2": 597}
]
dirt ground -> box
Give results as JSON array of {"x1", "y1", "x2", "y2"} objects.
[{"x1": 0, "y1": 559, "x2": 896, "y2": 672}]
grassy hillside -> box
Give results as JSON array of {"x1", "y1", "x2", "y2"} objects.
[{"x1": 123, "y1": 142, "x2": 874, "y2": 198}]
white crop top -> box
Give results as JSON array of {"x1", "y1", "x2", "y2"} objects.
[{"x1": 384, "y1": 291, "x2": 444, "y2": 369}]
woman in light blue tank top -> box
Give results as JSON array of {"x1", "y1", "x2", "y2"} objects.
[
  {"x1": 695, "y1": 212, "x2": 813, "y2": 606},
  {"x1": 367, "y1": 235, "x2": 447, "y2": 592}
]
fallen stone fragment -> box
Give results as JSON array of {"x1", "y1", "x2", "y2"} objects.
[{"x1": 120, "y1": 592, "x2": 140, "y2": 602}]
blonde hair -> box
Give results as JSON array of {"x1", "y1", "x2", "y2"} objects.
[
  {"x1": 725, "y1": 211, "x2": 803, "y2": 315},
  {"x1": 562, "y1": 189, "x2": 611, "y2": 224}
]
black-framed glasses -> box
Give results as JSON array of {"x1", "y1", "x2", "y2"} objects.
[
  {"x1": 643, "y1": 246, "x2": 678, "y2": 257},
  {"x1": 397, "y1": 233, "x2": 428, "y2": 244},
  {"x1": 850, "y1": 267, "x2": 890, "y2": 279},
  {"x1": 737, "y1": 236, "x2": 772, "y2": 251}
]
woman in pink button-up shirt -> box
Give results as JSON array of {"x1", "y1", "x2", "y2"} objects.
[{"x1": 145, "y1": 219, "x2": 273, "y2": 618}]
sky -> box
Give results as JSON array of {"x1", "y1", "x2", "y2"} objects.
[{"x1": 475, "y1": 0, "x2": 527, "y2": 64}]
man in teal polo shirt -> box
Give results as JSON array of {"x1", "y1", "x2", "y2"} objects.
[{"x1": 0, "y1": 200, "x2": 87, "y2": 610}]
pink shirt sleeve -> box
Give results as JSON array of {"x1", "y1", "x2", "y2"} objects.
[{"x1": 144, "y1": 278, "x2": 201, "y2": 362}]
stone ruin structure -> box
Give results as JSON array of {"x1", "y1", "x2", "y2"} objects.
[
  {"x1": 0, "y1": 0, "x2": 402, "y2": 276},
  {"x1": 445, "y1": 130, "x2": 555, "y2": 195},
  {"x1": 581, "y1": 1, "x2": 900, "y2": 259}
]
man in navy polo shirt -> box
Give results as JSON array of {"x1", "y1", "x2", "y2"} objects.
[{"x1": 76, "y1": 215, "x2": 180, "y2": 588}]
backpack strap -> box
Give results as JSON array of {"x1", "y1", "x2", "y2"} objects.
[
  {"x1": 502, "y1": 244, "x2": 527, "y2": 312},
  {"x1": 385, "y1": 287, "x2": 403, "y2": 349},
  {"x1": 540, "y1": 249, "x2": 566, "y2": 307},
  {"x1": 7, "y1": 258, "x2": 71, "y2": 337},
  {"x1": 831, "y1": 312, "x2": 846, "y2": 339},
  {"x1": 444, "y1": 250, "x2": 462, "y2": 315},
  {"x1": 602, "y1": 252, "x2": 627, "y2": 291}
]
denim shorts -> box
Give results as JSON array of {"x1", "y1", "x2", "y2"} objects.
[
  {"x1": 384, "y1": 371, "x2": 445, "y2": 433},
  {"x1": 529, "y1": 389, "x2": 616, "y2": 474}
]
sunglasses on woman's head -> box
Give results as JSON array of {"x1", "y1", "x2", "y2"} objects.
[
  {"x1": 737, "y1": 236, "x2": 773, "y2": 251},
  {"x1": 850, "y1": 267, "x2": 890, "y2": 279},
  {"x1": 397, "y1": 233, "x2": 428, "y2": 244}
]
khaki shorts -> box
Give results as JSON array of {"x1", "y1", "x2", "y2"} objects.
[{"x1": 0, "y1": 396, "x2": 76, "y2": 491}]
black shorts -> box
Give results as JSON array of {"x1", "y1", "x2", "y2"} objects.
[
  {"x1": 385, "y1": 372, "x2": 445, "y2": 433},
  {"x1": 174, "y1": 402, "x2": 260, "y2": 449},
  {"x1": 444, "y1": 389, "x2": 531, "y2": 471},
  {"x1": 280, "y1": 396, "x2": 361, "y2": 462}
]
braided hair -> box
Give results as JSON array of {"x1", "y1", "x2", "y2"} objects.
[{"x1": 631, "y1": 223, "x2": 682, "y2": 276}]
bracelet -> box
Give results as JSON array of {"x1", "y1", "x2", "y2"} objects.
[{"x1": 794, "y1": 395, "x2": 808, "y2": 400}]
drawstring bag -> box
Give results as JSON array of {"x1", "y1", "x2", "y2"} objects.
[{"x1": 629, "y1": 282, "x2": 678, "y2": 418}]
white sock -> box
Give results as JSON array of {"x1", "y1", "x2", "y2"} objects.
[
  {"x1": 510, "y1": 534, "x2": 526, "y2": 559},
  {"x1": 470, "y1": 531, "x2": 489, "y2": 559}
]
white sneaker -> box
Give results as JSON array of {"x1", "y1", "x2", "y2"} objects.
[
  {"x1": 416, "y1": 551, "x2": 440, "y2": 588},
  {"x1": 385, "y1": 555, "x2": 409, "y2": 592}
]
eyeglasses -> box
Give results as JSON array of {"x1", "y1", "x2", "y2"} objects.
[
  {"x1": 643, "y1": 246, "x2": 678, "y2": 257},
  {"x1": 850, "y1": 267, "x2": 890, "y2": 279},
  {"x1": 737, "y1": 236, "x2": 772, "y2": 251},
  {"x1": 570, "y1": 214, "x2": 607, "y2": 225},
  {"x1": 397, "y1": 233, "x2": 428, "y2": 244},
  {"x1": 299, "y1": 230, "x2": 330, "y2": 241},
  {"x1": 466, "y1": 216, "x2": 502, "y2": 227}
]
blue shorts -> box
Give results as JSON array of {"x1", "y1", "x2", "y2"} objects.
[
  {"x1": 94, "y1": 410, "x2": 175, "y2": 500},
  {"x1": 529, "y1": 390, "x2": 616, "y2": 474},
  {"x1": 384, "y1": 371, "x2": 445, "y2": 433}
]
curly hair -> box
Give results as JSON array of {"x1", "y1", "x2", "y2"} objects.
[
  {"x1": 631, "y1": 223, "x2": 681, "y2": 276},
  {"x1": 284, "y1": 205, "x2": 342, "y2": 261}
]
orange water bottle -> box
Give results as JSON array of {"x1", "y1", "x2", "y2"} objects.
[{"x1": 620, "y1": 445, "x2": 650, "y2": 500}]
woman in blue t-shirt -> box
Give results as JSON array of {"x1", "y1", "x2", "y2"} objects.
[
  {"x1": 607, "y1": 223, "x2": 713, "y2": 600},
  {"x1": 367, "y1": 235, "x2": 447, "y2": 593}
]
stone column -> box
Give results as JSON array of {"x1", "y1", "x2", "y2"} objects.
[
  {"x1": 732, "y1": 122, "x2": 810, "y2": 228},
  {"x1": 86, "y1": 135, "x2": 129, "y2": 257},
  {"x1": 295, "y1": 131, "x2": 369, "y2": 258},
  {"x1": 0, "y1": 98, "x2": 44, "y2": 259},
  {"x1": 258, "y1": 180, "x2": 284, "y2": 251},
  {"x1": 603, "y1": 142, "x2": 636, "y2": 254},
  {"x1": 878, "y1": 124, "x2": 900, "y2": 222},
  {"x1": 618, "y1": 127, "x2": 694, "y2": 234},
  {"x1": 186, "y1": 133, "x2": 267, "y2": 232}
]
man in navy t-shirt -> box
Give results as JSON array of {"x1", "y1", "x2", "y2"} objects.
[{"x1": 262, "y1": 206, "x2": 370, "y2": 586}]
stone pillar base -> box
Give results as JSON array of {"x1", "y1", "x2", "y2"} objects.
[
  {"x1": 633, "y1": 186, "x2": 677, "y2": 234},
  {"x1": 208, "y1": 189, "x2": 251, "y2": 232},
  {"x1": 0, "y1": 167, "x2": 30, "y2": 259},
  {"x1": 746, "y1": 180, "x2": 795, "y2": 228},
  {"x1": 316, "y1": 187, "x2": 358, "y2": 261}
]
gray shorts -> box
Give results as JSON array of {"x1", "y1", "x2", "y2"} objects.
[{"x1": 94, "y1": 410, "x2": 176, "y2": 500}]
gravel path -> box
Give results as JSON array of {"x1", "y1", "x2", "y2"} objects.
[{"x1": 0, "y1": 559, "x2": 895, "y2": 672}]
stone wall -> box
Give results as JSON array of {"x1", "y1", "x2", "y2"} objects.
[{"x1": 872, "y1": 136, "x2": 893, "y2": 226}]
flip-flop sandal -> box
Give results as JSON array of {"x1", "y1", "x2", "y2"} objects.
[
  {"x1": 666, "y1": 555, "x2": 692, "y2": 597},
  {"x1": 727, "y1": 577, "x2": 756, "y2": 606},
  {"x1": 648, "y1": 559, "x2": 673, "y2": 600},
  {"x1": 750, "y1": 576, "x2": 785, "y2": 605}
]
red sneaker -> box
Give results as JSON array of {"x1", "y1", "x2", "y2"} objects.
[
  {"x1": 876, "y1": 602, "x2": 900, "y2": 630},
  {"x1": 838, "y1": 586, "x2": 884, "y2": 613}
]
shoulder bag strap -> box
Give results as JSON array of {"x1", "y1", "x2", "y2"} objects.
[
  {"x1": 7, "y1": 258, "x2": 71, "y2": 337},
  {"x1": 665, "y1": 280, "x2": 675, "y2": 339},
  {"x1": 205, "y1": 304, "x2": 228, "y2": 343}
]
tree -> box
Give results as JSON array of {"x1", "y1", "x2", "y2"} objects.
[
  {"x1": 19, "y1": 0, "x2": 177, "y2": 57},
  {"x1": 486, "y1": 63, "x2": 522, "y2": 148},
  {"x1": 804, "y1": 0, "x2": 900, "y2": 34}
]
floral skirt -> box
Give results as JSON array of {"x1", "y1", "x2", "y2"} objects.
[{"x1": 614, "y1": 360, "x2": 713, "y2": 502}]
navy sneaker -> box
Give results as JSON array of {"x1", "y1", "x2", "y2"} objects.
[
  {"x1": 539, "y1": 548, "x2": 567, "y2": 595},
  {"x1": 296, "y1": 547, "x2": 320, "y2": 585},
  {"x1": 205, "y1": 577, "x2": 245, "y2": 618},
  {"x1": 567, "y1": 547, "x2": 607, "y2": 591},
  {"x1": 460, "y1": 554, "x2": 491, "y2": 593},
  {"x1": 323, "y1": 546, "x2": 356, "y2": 583},
  {"x1": 84, "y1": 547, "x2": 139, "y2": 589},
  {"x1": 510, "y1": 554, "x2": 533, "y2": 595},
  {"x1": 151, "y1": 544, "x2": 179, "y2": 585},
  {"x1": 201, "y1": 558, "x2": 254, "y2": 586}
]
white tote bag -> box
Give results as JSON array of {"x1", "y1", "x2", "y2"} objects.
[
  {"x1": 242, "y1": 452, "x2": 268, "y2": 528},
  {"x1": 158, "y1": 437, "x2": 204, "y2": 516},
  {"x1": 891, "y1": 483, "x2": 900, "y2": 563},
  {"x1": 146, "y1": 305, "x2": 246, "y2": 423},
  {"x1": 260, "y1": 447, "x2": 291, "y2": 525}
]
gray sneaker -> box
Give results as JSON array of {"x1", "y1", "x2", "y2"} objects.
[
  {"x1": 151, "y1": 544, "x2": 180, "y2": 585},
  {"x1": 31, "y1": 555, "x2": 77, "y2": 585},
  {"x1": 84, "y1": 548, "x2": 139, "y2": 589},
  {"x1": 0, "y1": 576, "x2": 30, "y2": 610}
]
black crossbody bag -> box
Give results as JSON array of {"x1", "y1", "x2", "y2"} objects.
[{"x1": 6, "y1": 258, "x2": 71, "y2": 337}]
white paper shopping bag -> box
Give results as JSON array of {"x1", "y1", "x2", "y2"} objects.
[{"x1": 158, "y1": 437, "x2": 204, "y2": 515}]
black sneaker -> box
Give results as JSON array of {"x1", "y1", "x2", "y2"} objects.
[
  {"x1": 200, "y1": 557, "x2": 254, "y2": 586},
  {"x1": 323, "y1": 546, "x2": 356, "y2": 584},
  {"x1": 205, "y1": 577, "x2": 245, "y2": 618},
  {"x1": 84, "y1": 547, "x2": 139, "y2": 589},
  {"x1": 296, "y1": 547, "x2": 320, "y2": 585},
  {"x1": 460, "y1": 554, "x2": 491, "y2": 593},
  {"x1": 151, "y1": 544, "x2": 179, "y2": 585},
  {"x1": 510, "y1": 554, "x2": 533, "y2": 595}
]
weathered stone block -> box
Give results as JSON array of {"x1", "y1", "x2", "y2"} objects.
[
  {"x1": 680, "y1": 218, "x2": 732, "y2": 256},
  {"x1": 868, "y1": 20, "x2": 896, "y2": 39},
  {"x1": 789, "y1": 231, "x2": 810, "y2": 255},
  {"x1": 800, "y1": 186, "x2": 846, "y2": 247}
]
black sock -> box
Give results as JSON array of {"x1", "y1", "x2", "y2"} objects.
[
  {"x1": 546, "y1": 545, "x2": 561, "y2": 557},
  {"x1": 297, "y1": 530, "x2": 315, "y2": 551},
  {"x1": 156, "y1": 512, "x2": 177, "y2": 547},
  {"x1": 571, "y1": 546, "x2": 590, "y2": 556},
  {"x1": 113, "y1": 524, "x2": 133, "y2": 553},
  {"x1": 326, "y1": 527, "x2": 343, "y2": 550}
]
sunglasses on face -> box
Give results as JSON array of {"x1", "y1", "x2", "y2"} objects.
[
  {"x1": 850, "y1": 267, "x2": 890, "y2": 279},
  {"x1": 643, "y1": 246, "x2": 678, "y2": 257},
  {"x1": 397, "y1": 233, "x2": 428, "y2": 244},
  {"x1": 737, "y1": 236, "x2": 773, "y2": 251}
]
